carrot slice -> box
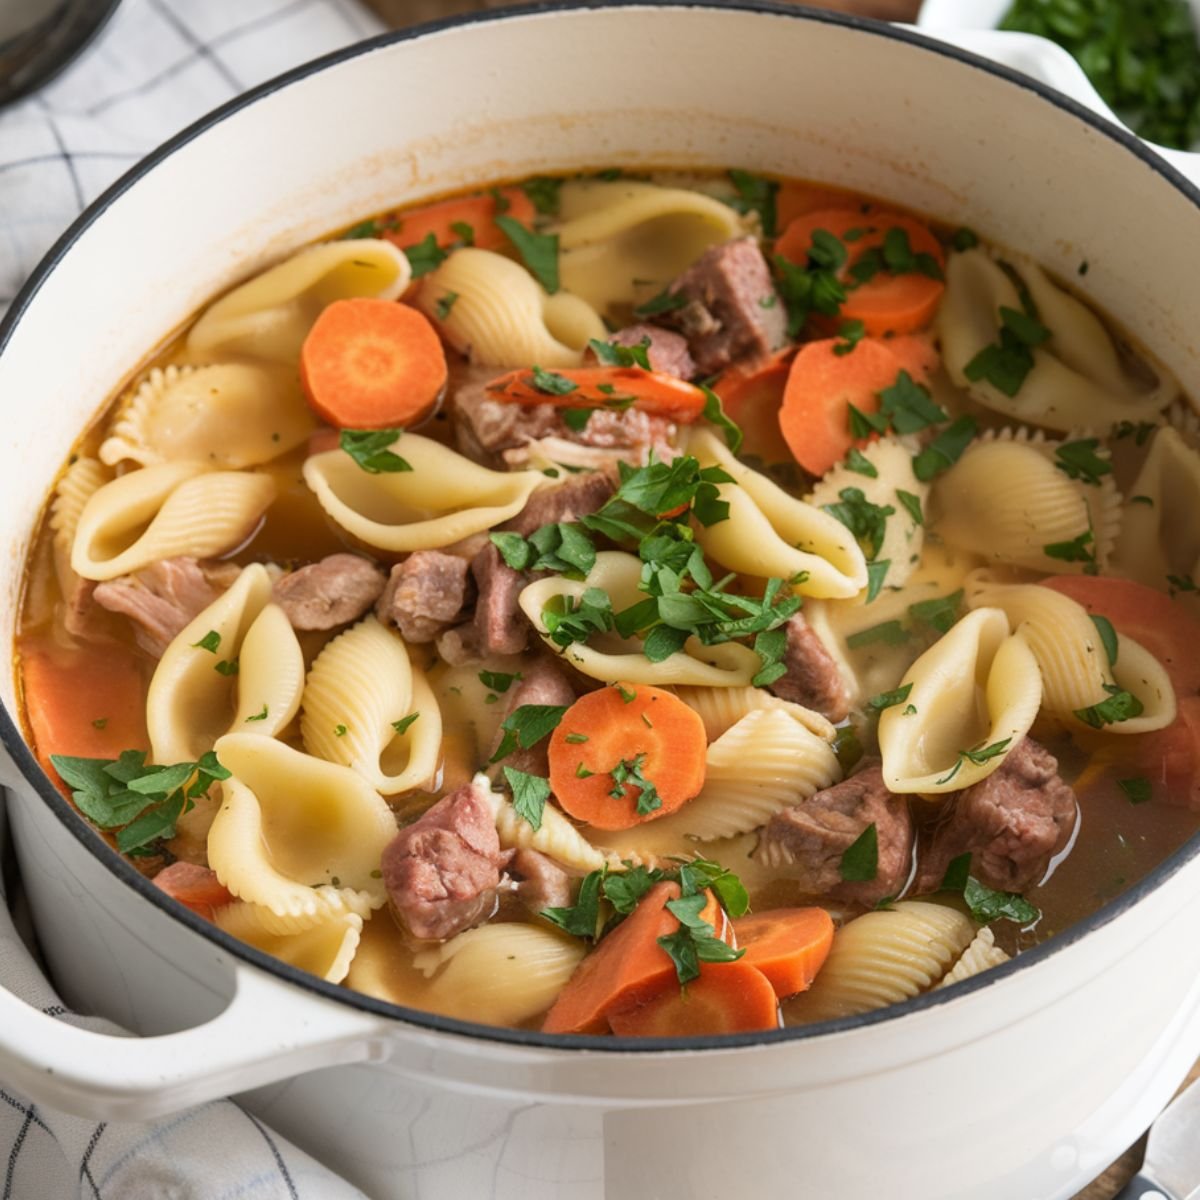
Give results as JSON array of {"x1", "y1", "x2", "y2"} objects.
[
  {"x1": 730, "y1": 907, "x2": 835, "y2": 998},
  {"x1": 152, "y1": 862, "x2": 234, "y2": 920},
  {"x1": 300, "y1": 298, "x2": 447, "y2": 429},
  {"x1": 778, "y1": 336, "x2": 904, "y2": 476},
  {"x1": 776, "y1": 208, "x2": 946, "y2": 336},
  {"x1": 20, "y1": 635, "x2": 149, "y2": 788},
  {"x1": 485, "y1": 366, "x2": 707, "y2": 423},
  {"x1": 607, "y1": 959, "x2": 780, "y2": 1037},
  {"x1": 884, "y1": 331, "x2": 940, "y2": 384},
  {"x1": 775, "y1": 180, "x2": 859, "y2": 231},
  {"x1": 710, "y1": 347, "x2": 796, "y2": 463},
  {"x1": 383, "y1": 185, "x2": 535, "y2": 253},
  {"x1": 542, "y1": 880, "x2": 683, "y2": 1034},
  {"x1": 548, "y1": 684, "x2": 707, "y2": 831}
]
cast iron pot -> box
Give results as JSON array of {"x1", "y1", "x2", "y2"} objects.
[{"x1": 1, "y1": 5, "x2": 1199, "y2": 1198}]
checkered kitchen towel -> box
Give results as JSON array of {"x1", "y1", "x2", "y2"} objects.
[{"x1": 1, "y1": 3, "x2": 383, "y2": 1194}]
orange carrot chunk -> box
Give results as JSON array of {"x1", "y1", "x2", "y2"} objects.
[
  {"x1": 778, "y1": 336, "x2": 904, "y2": 476},
  {"x1": 607, "y1": 959, "x2": 780, "y2": 1037},
  {"x1": 542, "y1": 881, "x2": 683, "y2": 1035},
  {"x1": 884, "y1": 331, "x2": 941, "y2": 384},
  {"x1": 731, "y1": 907, "x2": 835, "y2": 998},
  {"x1": 485, "y1": 366, "x2": 708, "y2": 423},
  {"x1": 152, "y1": 862, "x2": 234, "y2": 920},
  {"x1": 709, "y1": 347, "x2": 796, "y2": 464},
  {"x1": 776, "y1": 208, "x2": 946, "y2": 337},
  {"x1": 300, "y1": 298, "x2": 447, "y2": 430},
  {"x1": 383, "y1": 185, "x2": 535, "y2": 253},
  {"x1": 775, "y1": 180, "x2": 860, "y2": 232},
  {"x1": 548, "y1": 684, "x2": 707, "y2": 831}
]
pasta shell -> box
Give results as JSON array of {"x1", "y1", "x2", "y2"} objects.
[
  {"x1": 878, "y1": 607, "x2": 1042, "y2": 794},
  {"x1": 689, "y1": 427, "x2": 868, "y2": 599},
  {"x1": 215, "y1": 901, "x2": 362, "y2": 984},
  {"x1": 672, "y1": 685, "x2": 835, "y2": 743},
  {"x1": 414, "y1": 923, "x2": 585, "y2": 1026},
  {"x1": 788, "y1": 901, "x2": 975, "y2": 1022},
  {"x1": 519, "y1": 551, "x2": 760, "y2": 687},
  {"x1": 48, "y1": 455, "x2": 111, "y2": 597},
  {"x1": 99, "y1": 363, "x2": 315, "y2": 469},
  {"x1": 186, "y1": 238, "x2": 410, "y2": 364},
  {"x1": 207, "y1": 733, "x2": 395, "y2": 920},
  {"x1": 301, "y1": 615, "x2": 442, "y2": 795},
  {"x1": 302, "y1": 431, "x2": 548, "y2": 552},
  {"x1": 147, "y1": 565, "x2": 303, "y2": 764},
  {"x1": 345, "y1": 911, "x2": 437, "y2": 1009},
  {"x1": 417, "y1": 247, "x2": 605, "y2": 368},
  {"x1": 937, "y1": 249, "x2": 1174, "y2": 432},
  {"x1": 934, "y1": 926, "x2": 1010, "y2": 990},
  {"x1": 808, "y1": 436, "x2": 929, "y2": 592},
  {"x1": 487, "y1": 789, "x2": 608, "y2": 874},
  {"x1": 71, "y1": 462, "x2": 275, "y2": 582},
  {"x1": 1165, "y1": 398, "x2": 1200, "y2": 449},
  {"x1": 965, "y1": 573, "x2": 1176, "y2": 735},
  {"x1": 554, "y1": 179, "x2": 748, "y2": 314}
]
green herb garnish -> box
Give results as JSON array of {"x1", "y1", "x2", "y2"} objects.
[
  {"x1": 496, "y1": 215, "x2": 559, "y2": 293},
  {"x1": 504, "y1": 766, "x2": 551, "y2": 831},
  {"x1": 340, "y1": 429, "x2": 412, "y2": 474},
  {"x1": 839, "y1": 823, "x2": 879, "y2": 882}
]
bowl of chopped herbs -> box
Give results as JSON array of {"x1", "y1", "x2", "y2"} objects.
[{"x1": 918, "y1": 0, "x2": 1200, "y2": 152}]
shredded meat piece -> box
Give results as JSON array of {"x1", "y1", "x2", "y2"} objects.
[
  {"x1": 754, "y1": 760, "x2": 913, "y2": 906},
  {"x1": 915, "y1": 738, "x2": 1078, "y2": 894},
  {"x1": 598, "y1": 323, "x2": 696, "y2": 379},
  {"x1": 471, "y1": 543, "x2": 530, "y2": 657},
  {"x1": 93, "y1": 557, "x2": 241, "y2": 656},
  {"x1": 382, "y1": 778, "x2": 507, "y2": 941},
  {"x1": 376, "y1": 551, "x2": 473, "y2": 643},
  {"x1": 500, "y1": 470, "x2": 617, "y2": 537},
  {"x1": 273, "y1": 553, "x2": 386, "y2": 631},
  {"x1": 767, "y1": 613, "x2": 851, "y2": 722},
  {"x1": 509, "y1": 848, "x2": 574, "y2": 913}
]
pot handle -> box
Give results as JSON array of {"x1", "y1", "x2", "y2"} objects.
[
  {"x1": 0, "y1": 956, "x2": 394, "y2": 1121},
  {"x1": 919, "y1": 27, "x2": 1200, "y2": 190}
]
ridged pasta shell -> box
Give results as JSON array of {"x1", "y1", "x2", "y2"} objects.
[
  {"x1": 147, "y1": 565, "x2": 303, "y2": 764},
  {"x1": 554, "y1": 179, "x2": 748, "y2": 314},
  {"x1": 1165, "y1": 399, "x2": 1200, "y2": 448},
  {"x1": 1115, "y1": 427, "x2": 1200, "y2": 594},
  {"x1": 301, "y1": 615, "x2": 442, "y2": 795},
  {"x1": 49, "y1": 455, "x2": 111, "y2": 596},
  {"x1": 878, "y1": 607, "x2": 1042, "y2": 794},
  {"x1": 486, "y1": 787, "x2": 607, "y2": 874},
  {"x1": 788, "y1": 901, "x2": 975, "y2": 1022},
  {"x1": 414, "y1": 923, "x2": 585, "y2": 1025},
  {"x1": 519, "y1": 551, "x2": 760, "y2": 687},
  {"x1": 417, "y1": 247, "x2": 605, "y2": 368},
  {"x1": 672, "y1": 685, "x2": 835, "y2": 743},
  {"x1": 100, "y1": 363, "x2": 315, "y2": 469},
  {"x1": 186, "y1": 238, "x2": 411, "y2": 363},
  {"x1": 934, "y1": 926, "x2": 1010, "y2": 990},
  {"x1": 215, "y1": 901, "x2": 363, "y2": 984},
  {"x1": 71, "y1": 462, "x2": 275, "y2": 582},
  {"x1": 808, "y1": 436, "x2": 929, "y2": 593},
  {"x1": 207, "y1": 732, "x2": 395, "y2": 920},
  {"x1": 689, "y1": 427, "x2": 868, "y2": 599},
  {"x1": 937, "y1": 249, "x2": 1175, "y2": 432},
  {"x1": 303, "y1": 431, "x2": 548, "y2": 553},
  {"x1": 964, "y1": 573, "x2": 1176, "y2": 735}
]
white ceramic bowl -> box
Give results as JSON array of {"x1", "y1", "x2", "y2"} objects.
[{"x1": 2, "y1": 6, "x2": 1200, "y2": 1199}]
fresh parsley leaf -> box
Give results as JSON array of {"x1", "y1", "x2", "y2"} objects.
[
  {"x1": 908, "y1": 589, "x2": 963, "y2": 635},
  {"x1": 1054, "y1": 438, "x2": 1112, "y2": 486},
  {"x1": 530, "y1": 365, "x2": 579, "y2": 396},
  {"x1": 728, "y1": 168, "x2": 779, "y2": 237},
  {"x1": 912, "y1": 415, "x2": 978, "y2": 481},
  {"x1": 939, "y1": 852, "x2": 1040, "y2": 924},
  {"x1": 215, "y1": 659, "x2": 239, "y2": 677},
  {"x1": 700, "y1": 385, "x2": 744, "y2": 455},
  {"x1": 542, "y1": 868, "x2": 605, "y2": 939},
  {"x1": 588, "y1": 336, "x2": 651, "y2": 369},
  {"x1": 845, "y1": 447, "x2": 879, "y2": 477},
  {"x1": 490, "y1": 704, "x2": 570, "y2": 763},
  {"x1": 839, "y1": 823, "x2": 879, "y2": 882},
  {"x1": 503, "y1": 766, "x2": 551, "y2": 831},
  {"x1": 339, "y1": 429, "x2": 412, "y2": 474},
  {"x1": 951, "y1": 227, "x2": 979, "y2": 251},
  {"x1": 659, "y1": 894, "x2": 744, "y2": 985},
  {"x1": 633, "y1": 289, "x2": 686, "y2": 318},
  {"x1": 963, "y1": 305, "x2": 1049, "y2": 398},
  {"x1": 434, "y1": 291, "x2": 459, "y2": 320},
  {"x1": 603, "y1": 865, "x2": 667, "y2": 915},
  {"x1": 751, "y1": 626, "x2": 789, "y2": 688},
  {"x1": 935, "y1": 738, "x2": 1013, "y2": 785},
  {"x1": 1119, "y1": 776, "x2": 1152, "y2": 805},
  {"x1": 879, "y1": 371, "x2": 948, "y2": 434},
  {"x1": 865, "y1": 559, "x2": 890, "y2": 603},
  {"x1": 896, "y1": 489, "x2": 924, "y2": 526},
  {"x1": 1112, "y1": 420, "x2": 1157, "y2": 446},
  {"x1": 542, "y1": 587, "x2": 615, "y2": 649},
  {"x1": 245, "y1": 703, "x2": 268, "y2": 723},
  {"x1": 521, "y1": 176, "x2": 563, "y2": 215},
  {"x1": 608, "y1": 752, "x2": 661, "y2": 816},
  {"x1": 1090, "y1": 614, "x2": 1119, "y2": 668},
  {"x1": 341, "y1": 217, "x2": 385, "y2": 240},
  {"x1": 92, "y1": 717, "x2": 107, "y2": 730},
  {"x1": 490, "y1": 530, "x2": 535, "y2": 571},
  {"x1": 192, "y1": 630, "x2": 220, "y2": 653},
  {"x1": 772, "y1": 250, "x2": 846, "y2": 338},
  {"x1": 1044, "y1": 530, "x2": 1096, "y2": 567},
  {"x1": 561, "y1": 407, "x2": 593, "y2": 433},
  {"x1": 1168, "y1": 574, "x2": 1198, "y2": 595},
  {"x1": 524, "y1": 522, "x2": 597, "y2": 576},
  {"x1": 478, "y1": 669, "x2": 523, "y2": 694},
  {"x1": 832, "y1": 724, "x2": 864, "y2": 773},
  {"x1": 392, "y1": 712, "x2": 420, "y2": 736},
  {"x1": 866, "y1": 682, "x2": 913, "y2": 712},
  {"x1": 847, "y1": 403, "x2": 889, "y2": 440},
  {"x1": 822, "y1": 486, "x2": 894, "y2": 560},
  {"x1": 846, "y1": 620, "x2": 909, "y2": 649},
  {"x1": 833, "y1": 318, "x2": 866, "y2": 356},
  {"x1": 334, "y1": 724, "x2": 348, "y2": 737},
  {"x1": 565, "y1": 732, "x2": 588, "y2": 744},
  {"x1": 1074, "y1": 685, "x2": 1144, "y2": 729},
  {"x1": 449, "y1": 220, "x2": 475, "y2": 246},
  {"x1": 402, "y1": 232, "x2": 448, "y2": 277},
  {"x1": 1130, "y1": 495, "x2": 1154, "y2": 506},
  {"x1": 496, "y1": 215, "x2": 559, "y2": 293}
]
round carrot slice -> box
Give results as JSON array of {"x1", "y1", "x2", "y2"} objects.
[{"x1": 731, "y1": 907, "x2": 835, "y2": 998}]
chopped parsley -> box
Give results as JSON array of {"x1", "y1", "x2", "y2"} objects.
[
  {"x1": 490, "y1": 704, "x2": 570, "y2": 763},
  {"x1": 490, "y1": 522, "x2": 597, "y2": 577},
  {"x1": 608, "y1": 752, "x2": 661, "y2": 817},
  {"x1": 1044, "y1": 530, "x2": 1097, "y2": 571},
  {"x1": 728, "y1": 168, "x2": 779, "y2": 237},
  {"x1": 1119, "y1": 776, "x2": 1152, "y2": 805},
  {"x1": 245, "y1": 704, "x2": 268, "y2": 723},
  {"x1": 391, "y1": 713, "x2": 419, "y2": 736},
  {"x1": 192, "y1": 630, "x2": 221, "y2": 653},
  {"x1": 878, "y1": 371, "x2": 948, "y2": 434},
  {"x1": 402, "y1": 232, "x2": 448, "y2": 278},
  {"x1": 912, "y1": 416, "x2": 978, "y2": 482},
  {"x1": 521, "y1": 176, "x2": 563, "y2": 215},
  {"x1": 838, "y1": 823, "x2": 879, "y2": 882},
  {"x1": 340, "y1": 428, "x2": 412, "y2": 474},
  {"x1": 1090, "y1": 614, "x2": 1119, "y2": 668},
  {"x1": 935, "y1": 737, "x2": 1013, "y2": 786},
  {"x1": 1054, "y1": 438, "x2": 1112, "y2": 486},
  {"x1": 449, "y1": 220, "x2": 475, "y2": 246},
  {"x1": 1168, "y1": 574, "x2": 1198, "y2": 595},
  {"x1": 1074, "y1": 684, "x2": 1144, "y2": 729},
  {"x1": 865, "y1": 559, "x2": 890, "y2": 604},
  {"x1": 940, "y1": 852, "x2": 1040, "y2": 924},
  {"x1": 542, "y1": 587, "x2": 616, "y2": 650},
  {"x1": 821, "y1": 487, "x2": 894, "y2": 561},
  {"x1": 1112, "y1": 420, "x2": 1157, "y2": 445},
  {"x1": 504, "y1": 766, "x2": 551, "y2": 831},
  {"x1": 866, "y1": 682, "x2": 913, "y2": 713},
  {"x1": 846, "y1": 620, "x2": 909, "y2": 649},
  {"x1": 963, "y1": 304, "x2": 1050, "y2": 397},
  {"x1": 634, "y1": 289, "x2": 687, "y2": 318},
  {"x1": 700, "y1": 385, "x2": 745, "y2": 455},
  {"x1": 896, "y1": 489, "x2": 924, "y2": 527},
  {"x1": 496, "y1": 215, "x2": 559, "y2": 293},
  {"x1": 908, "y1": 589, "x2": 963, "y2": 635},
  {"x1": 845, "y1": 448, "x2": 879, "y2": 478},
  {"x1": 478, "y1": 669, "x2": 523, "y2": 694},
  {"x1": 951, "y1": 227, "x2": 979, "y2": 252},
  {"x1": 434, "y1": 291, "x2": 459, "y2": 321},
  {"x1": 772, "y1": 246, "x2": 846, "y2": 338},
  {"x1": 530, "y1": 365, "x2": 579, "y2": 396},
  {"x1": 833, "y1": 318, "x2": 866, "y2": 356},
  {"x1": 215, "y1": 659, "x2": 239, "y2": 677},
  {"x1": 589, "y1": 336, "x2": 652, "y2": 370},
  {"x1": 334, "y1": 724, "x2": 348, "y2": 737}
]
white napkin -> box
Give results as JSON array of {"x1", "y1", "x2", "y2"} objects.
[{"x1": 0, "y1": 1, "x2": 385, "y2": 1194}]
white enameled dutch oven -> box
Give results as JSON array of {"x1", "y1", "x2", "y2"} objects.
[{"x1": 2, "y1": 5, "x2": 1200, "y2": 1198}]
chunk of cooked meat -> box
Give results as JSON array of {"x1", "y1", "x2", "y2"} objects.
[
  {"x1": 915, "y1": 738, "x2": 1078, "y2": 894},
  {"x1": 500, "y1": 470, "x2": 617, "y2": 537},
  {"x1": 598, "y1": 323, "x2": 696, "y2": 379},
  {"x1": 376, "y1": 551, "x2": 473, "y2": 643},
  {"x1": 435, "y1": 624, "x2": 479, "y2": 666},
  {"x1": 767, "y1": 613, "x2": 851, "y2": 723},
  {"x1": 509, "y1": 847, "x2": 574, "y2": 913},
  {"x1": 487, "y1": 658, "x2": 577, "y2": 777},
  {"x1": 273, "y1": 553, "x2": 386, "y2": 631},
  {"x1": 382, "y1": 778, "x2": 506, "y2": 941},
  {"x1": 454, "y1": 375, "x2": 561, "y2": 460},
  {"x1": 754, "y1": 760, "x2": 913, "y2": 906},
  {"x1": 471, "y1": 542, "x2": 530, "y2": 657},
  {"x1": 93, "y1": 556, "x2": 242, "y2": 656},
  {"x1": 666, "y1": 237, "x2": 786, "y2": 375}
]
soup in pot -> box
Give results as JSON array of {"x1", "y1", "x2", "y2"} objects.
[{"x1": 18, "y1": 169, "x2": 1200, "y2": 1035}]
